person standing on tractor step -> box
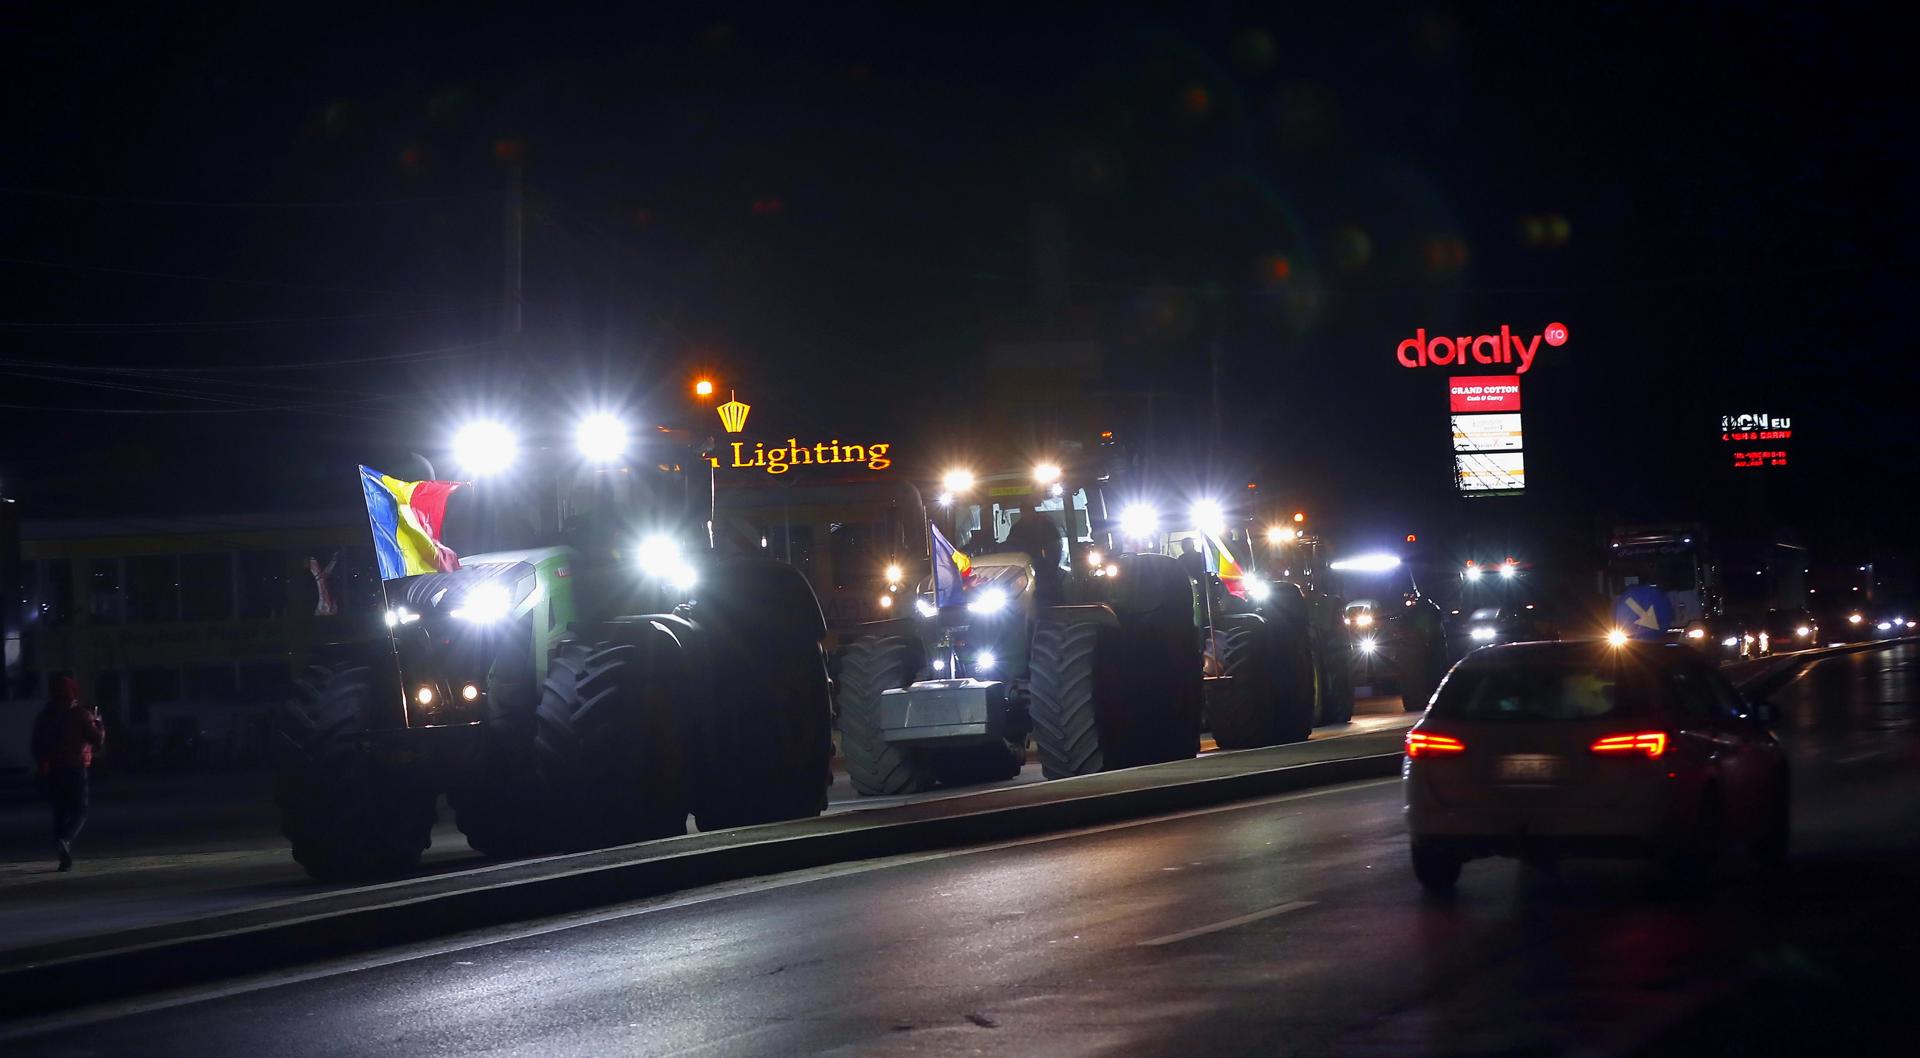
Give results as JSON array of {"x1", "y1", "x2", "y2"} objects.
[{"x1": 31, "y1": 674, "x2": 106, "y2": 872}]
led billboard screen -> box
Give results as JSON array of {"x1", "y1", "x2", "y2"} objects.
[
  {"x1": 1451, "y1": 413, "x2": 1524, "y2": 452},
  {"x1": 1455, "y1": 450, "x2": 1525, "y2": 494}
]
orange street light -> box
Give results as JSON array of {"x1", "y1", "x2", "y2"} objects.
[{"x1": 694, "y1": 378, "x2": 715, "y2": 398}]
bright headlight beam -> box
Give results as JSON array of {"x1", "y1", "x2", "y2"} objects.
[
  {"x1": 1470, "y1": 627, "x2": 1496, "y2": 641},
  {"x1": 1245, "y1": 579, "x2": 1271, "y2": 602},
  {"x1": 1606, "y1": 628, "x2": 1629, "y2": 647},
  {"x1": 635, "y1": 533, "x2": 698, "y2": 591},
  {"x1": 1191, "y1": 499, "x2": 1226, "y2": 537},
  {"x1": 1118, "y1": 503, "x2": 1159, "y2": 541},
  {"x1": 1329, "y1": 553, "x2": 1401, "y2": 573},
  {"x1": 453, "y1": 420, "x2": 517, "y2": 476},
  {"x1": 942, "y1": 468, "x2": 975, "y2": 493},
  {"x1": 974, "y1": 650, "x2": 996, "y2": 671},
  {"x1": 1032, "y1": 463, "x2": 1061, "y2": 485},
  {"x1": 452, "y1": 582, "x2": 513, "y2": 623},
  {"x1": 967, "y1": 588, "x2": 1009, "y2": 615},
  {"x1": 575, "y1": 413, "x2": 628, "y2": 463}
]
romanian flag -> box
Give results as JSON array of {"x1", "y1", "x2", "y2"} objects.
[
  {"x1": 1203, "y1": 533, "x2": 1248, "y2": 598},
  {"x1": 359, "y1": 466, "x2": 464, "y2": 581},
  {"x1": 930, "y1": 521, "x2": 971, "y2": 607}
]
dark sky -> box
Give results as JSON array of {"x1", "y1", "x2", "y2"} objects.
[{"x1": 3, "y1": 4, "x2": 1912, "y2": 562}]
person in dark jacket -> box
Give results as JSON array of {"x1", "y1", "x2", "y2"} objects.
[
  {"x1": 31, "y1": 674, "x2": 106, "y2": 872},
  {"x1": 1003, "y1": 495, "x2": 1068, "y2": 608}
]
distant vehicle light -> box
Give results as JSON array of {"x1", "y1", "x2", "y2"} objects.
[
  {"x1": 1721, "y1": 636, "x2": 1740, "y2": 647},
  {"x1": 1591, "y1": 731, "x2": 1668, "y2": 759},
  {"x1": 1086, "y1": 549, "x2": 1103, "y2": 567},
  {"x1": 1848, "y1": 613, "x2": 1864, "y2": 625},
  {"x1": 974, "y1": 650, "x2": 996, "y2": 672},
  {"x1": 1353, "y1": 612, "x2": 1374, "y2": 628},
  {"x1": 1470, "y1": 627, "x2": 1496, "y2": 642},
  {"x1": 878, "y1": 594, "x2": 894, "y2": 609},
  {"x1": 1245, "y1": 579, "x2": 1272, "y2": 602},
  {"x1": 1877, "y1": 621, "x2": 1893, "y2": 631},
  {"x1": 1405, "y1": 730, "x2": 1465, "y2": 758},
  {"x1": 1795, "y1": 626, "x2": 1811, "y2": 638},
  {"x1": 461, "y1": 683, "x2": 481, "y2": 702},
  {"x1": 935, "y1": 491, "x2": 954, "y2": 507},
  {"x1": 1357, "y1": 636, "x2": 1378, "y2": 654},
  {"x1": 942, "y1": 468, "x2": 975, "y2": 493},
  {"x1": 574, "y1": 412, "x2": 628, "y2": 463},
  {"x1": 453, "y1": 420, "x2": 517, "y2": 476},
  {"x1": 915, "y1": 598, "x2": 939, "y2": 618},
  {"x1": 885, "y1": 564, "x2": 904, "y2": 585},
  {"x1": 931, "y1": 656, "x2": 947, "y2": 672},
  {"x1": 1499, "y1": 562, "x2": 1517, "y2": 579},
  {"x1": 1686, "y1": 628, "x2": 1706, "y2": 640},
  {"x1": 1329, "y1": 553, "x2": 1401, "y2": 573},
  {"x1": 1464, "y1": 565, "x2": 1483, "y2": 582},
  {"x1": 1104, "y1": 564, "x2": 1120, "y2": 578},
  {"x1": 1032, "y1": 463, "x2": 1061, "y2": 485},
  {"x1": 1266, "y1": 525, "x2": 1296, "y2": 546},
  {"x1": 967, "y1": 588, "x2": 1009, "y2": 615},
  {"x1": 1606, "y1": 628, "x2": 1629, "y2": 647}
]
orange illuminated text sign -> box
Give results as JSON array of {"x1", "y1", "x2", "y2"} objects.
[{"x1": 728, "y1": 438, "x2": 892, "y2": 474}]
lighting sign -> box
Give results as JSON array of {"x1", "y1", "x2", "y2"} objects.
[
  {"x1": 1451, "y1": 413, "x2": 1524, "y2": 452},
  {"x1": 1732, "y1": 450, "x2": 1788, "y2": 469},
  {"x1": 1455, "y1": 451, "x2": 1526, "y2": 493},
  {"x1": 717, "y1": 395, "x2": 751, "y2": 433},
  {"x1": 1398, "y1": 323, "x2": 1567, "y2": 374},
  {"x1": 1449, "y1": 376, "x2": 1522, "y2": 413},
  {"x1": 726, "y1": 439, "x2": 892, "y2": 475}
]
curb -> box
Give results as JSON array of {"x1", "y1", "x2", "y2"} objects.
[{"x1": 0, "y1": 747, "x2": 1401, "y2": 1021}]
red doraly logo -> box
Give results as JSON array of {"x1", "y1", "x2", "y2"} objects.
[{"x1": 1398, "y1": 322, "x2": 1568, "y2": 374}]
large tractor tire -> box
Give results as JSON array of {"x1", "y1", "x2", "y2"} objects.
[
  {"x1": 449, "y1": 643, "x2": 550, "y2": 858},
  {"x1": 1030, "y1": 619, "x2": 1111, "y2": 780},
  {"x1": 534, "y1": 640, "x2": 687, "y2": 849},
  {"x1": 1207, "y1": 622, "x2": 1282, "y2": 750},
  {"x1": 274, "y1": 663, "x2": 435, "y2": 881},
  {"x1": 1105, "y1": 553, "x2": 1204, "y2": 768},
  {"x1": 837, "y1": 635, "x2": 935, "y2": 796},
  {"x1": 689, "y1": 559, "x2": 835, "y2": 831}
]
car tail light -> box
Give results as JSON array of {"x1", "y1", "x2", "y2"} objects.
[
  {"x1": 1590, "y1": 732, "x2": 1668, "y2": 758},
  {"x1": 1406, "y1": 731, "x2": 1466, "y2": 758}
]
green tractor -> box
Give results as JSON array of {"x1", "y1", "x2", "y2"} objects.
[
  {"x1": 835, "y1": 456, "x2": 1326, "y2": 796},
  {"x1": 273, "y1": 417, "x2": 834, "y2": 880}
]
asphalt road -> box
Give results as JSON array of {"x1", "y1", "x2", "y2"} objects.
[
  {"x1": 0, "y1": 700, "x2": 1410, "y2": 952},
  {"x1": 6, "y1": 644, "x2": 1913, "y2": 1056}
]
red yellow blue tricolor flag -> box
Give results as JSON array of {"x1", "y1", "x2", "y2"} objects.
[
  {"x1": 930, "y1": 521, "x2": 971, "y2": 606},
  {"x1": 1203, "y1": 533, "x2": 1248, "y2": 598},
  {"x1": 358, "y1": 466, "x2": 464, "y2": 580}
]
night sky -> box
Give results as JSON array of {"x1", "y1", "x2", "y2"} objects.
[{"x1": 3, "y1": 5, "x2": 1912, "y2": 566}]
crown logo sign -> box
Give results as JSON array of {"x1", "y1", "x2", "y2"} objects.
[{"x1": 717, "y1": 391, "x2": 751, "y2": 433}]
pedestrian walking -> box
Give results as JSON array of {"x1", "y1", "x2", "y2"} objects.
[{"x1": 31, "y1": 675, "x2": 106, "y2": 872}]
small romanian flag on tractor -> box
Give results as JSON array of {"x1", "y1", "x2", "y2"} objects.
[
  {"x1": 1203, "y1": 533, "x2": 1248, "y2": 598},
  {"x1": 358, "y1": 466, "x2": 464, "y2": 581},
  {"x1": 930, "y1": 521, "x2": 971, "y2": 607}
]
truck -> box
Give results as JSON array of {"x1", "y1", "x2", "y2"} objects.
[{"x1": 272, "y1": 416, "x2": 835, "y2": 879}]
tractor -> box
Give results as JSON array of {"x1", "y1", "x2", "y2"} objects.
[
  {"x1": 272, "y1": 416, "x2": 834, "y2": 880},
  {"x1": 834, "y1": 451, "x2": 1331, "y2": 796}
]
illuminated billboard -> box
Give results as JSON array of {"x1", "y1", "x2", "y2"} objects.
[
  {"x1": 1720, "y1": 412, "x2": 1791, "y2": 470},
  {"x1": 1455, "y1": 451, "x2": 1526, "y2": 493},
  {"x1": 1398, "y1": 322, "x2": 1567, "y2": 374},
  {"x1": 1449, "y1": 375, "x2": 1522, "y2": 413},
  {"x1": 1450, "y1": 413, "x2": 1524, "y2": 452}
]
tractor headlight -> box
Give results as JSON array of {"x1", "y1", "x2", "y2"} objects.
[
  {"x1": 1357, "y1": 637, "x2": 1378, "y2": 654},
  {"x1": 885, "y1": 563, "x2": 904, "y2": 586},
  {"x1": 452, "y1": 582, "x2": 514, "y2": 624},
  {"x1": 384, "y1": 607, "x2": 421, "y2": 628},
  {"x1": 968, "y1": 588, "x2": 1009, "y2": 615},
  {"x1": 1470, "y1": 627, "x2": 1496, "y2": 642},
  {"x1": 1118, "y1": 503, "x2": 1159, "y2": 541},
  {"x1": 974, "y1": 650, "x2": 996, "y2": 672},
  {"x1": 453, "y1": 420, "x2": 517, "y2": 477},
  {"x1": 1721, "y1": 636, "x2": 1740, "y2": 647},
  {"x1": 635, "y1": 534, "x2": 698, "y2": 590},
  {"x1": 1848, "y1": 613, "x2": 1864, "y2": 625},
  {"x1": 1190, "y1": 499, "x2": 1225, "y2": 537},
  {"x1": 1353, "y1": 612, "x2": 1374, "y2": 628},
  {"x1": 1245, "y1": 578, "x2": 1271, "y2": 602},
  {"x1": 915, "y1": 598, "x2": 939, "y2": 618},
  {"x1": 575, "y1": 413, "x2": 628, "y2": 463},
  {"x1": 1795, "y1": 625, "x2": 1811, "y2": 638},
  {"x1": 1686, "y1": 627, "x2": 1706, "y2": 640}
]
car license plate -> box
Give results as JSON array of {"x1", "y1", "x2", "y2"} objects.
[{"x1": 1497, "y1": 755, "x2": 1561, "y2": 781}]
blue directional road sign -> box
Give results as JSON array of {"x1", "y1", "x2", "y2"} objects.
[{"x1": 1613, "y1": 585, "x2": 1675, "y2": 639}]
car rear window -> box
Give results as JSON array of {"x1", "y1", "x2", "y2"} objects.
[{"x1": 1431, "y1": 658, "x2": 1660, "y2": 722}]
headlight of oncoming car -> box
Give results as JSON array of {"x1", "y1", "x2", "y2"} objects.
[{"x1": 1470, "y1": 627, "x2": 1496, "y2": 642}]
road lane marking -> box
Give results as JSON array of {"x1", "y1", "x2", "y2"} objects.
[
  {"x1": 0, "y1": 778, "x2": 1395, "y2": 1040},
  {"x1": 1137, "y1": 900, "x2": 1317, "y2": 946}
]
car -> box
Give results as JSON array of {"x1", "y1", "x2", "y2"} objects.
[
  {"x1": 1403, "y1": 639, "x2": 1789, "y2": 891},
  {"x1": 1868, "y1": 603, "x2": 1917, "y2": 638},
  {"x1": 1457, "y1": 604, "x2": 1560, "y2": 650},
  {"x1": 1757, "y1": 607, "x2": 1819, "y2": 654}
]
